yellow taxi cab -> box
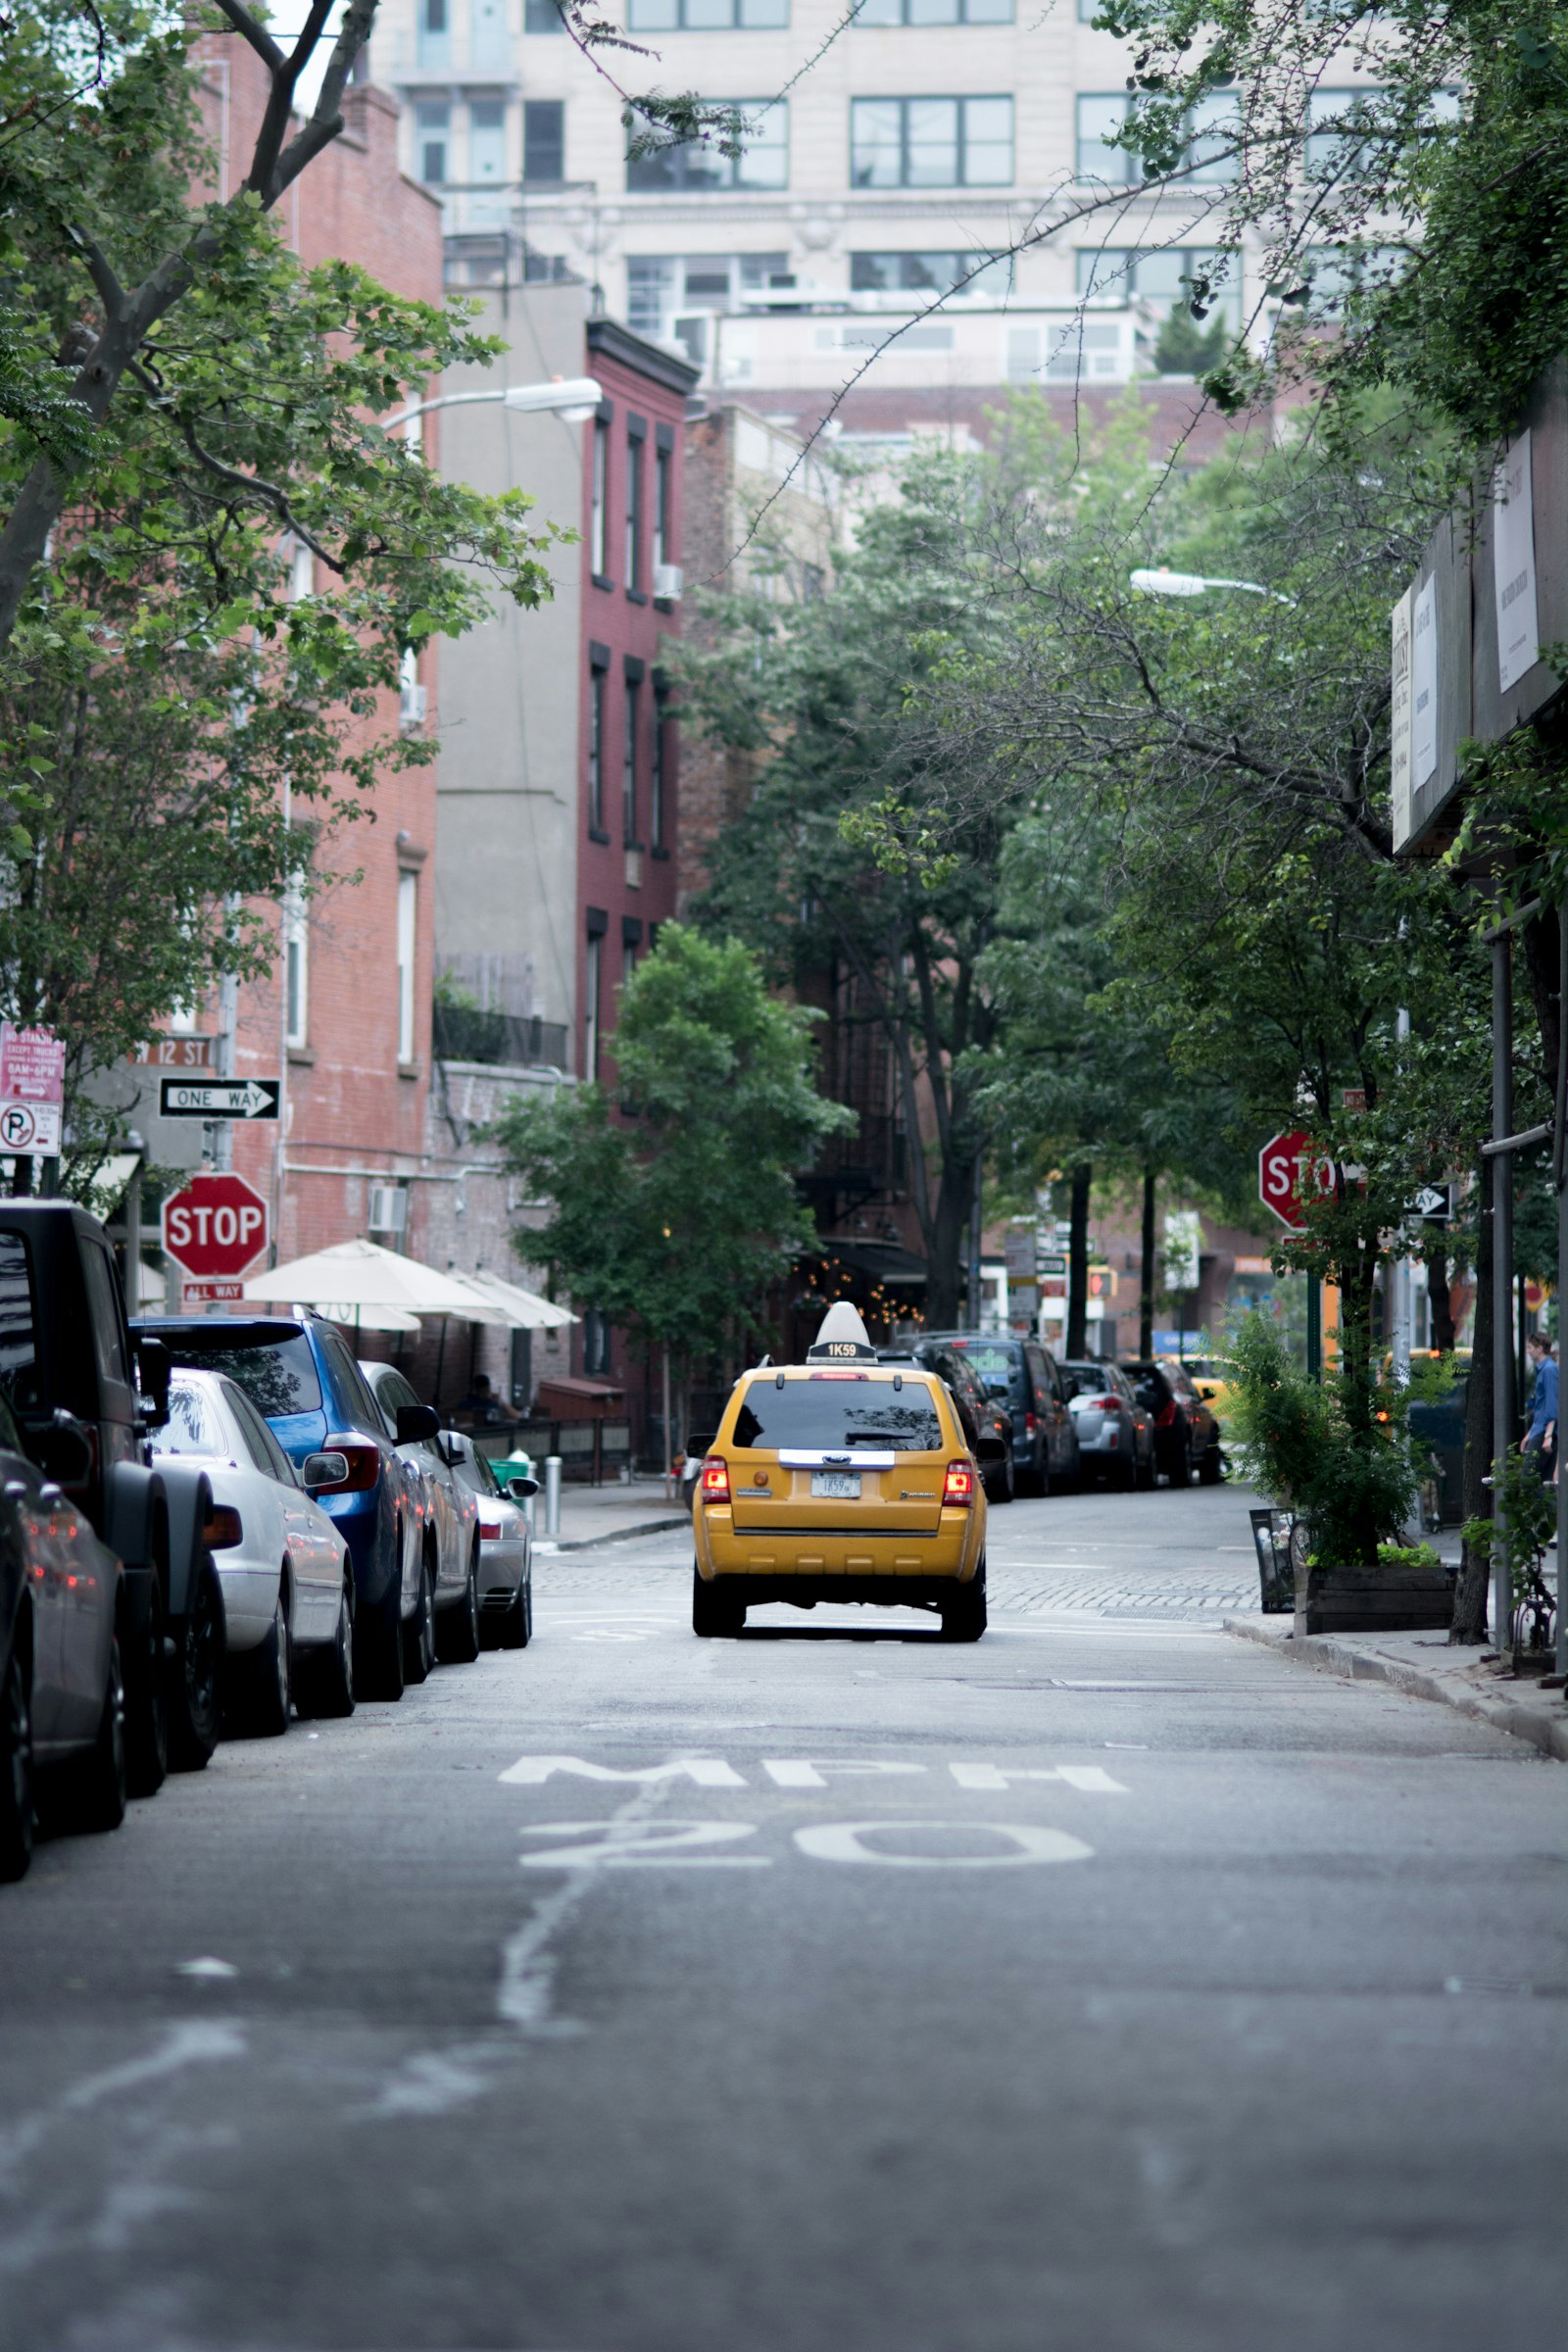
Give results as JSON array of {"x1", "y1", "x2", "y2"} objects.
[{"x1": 691, "y1": 1303, "x2": 995, "y2": 1641}]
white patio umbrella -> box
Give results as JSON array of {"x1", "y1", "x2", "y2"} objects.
[
  {"x1": 318, "y1": 1301, "x2": 420, "y2": 1334},
  {"x1": 443, "y1": 1269, "x2": 577, "y2": 1329},
  {"x1": 243, "y1": 1237, "x2": 489, "y2": 1319}
]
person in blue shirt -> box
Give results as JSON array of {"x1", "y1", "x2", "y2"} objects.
[{"x1": 1521, "y1": 1333, "x2": 1557, "y2": 1481}]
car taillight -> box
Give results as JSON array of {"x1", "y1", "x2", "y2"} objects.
[
  {"x1": 943, "y1": 1459, "x2": 975, "y2": 1506},
  {"x1": 204, "y1": 1504, "x2": 243, "y2": 1549},
  {"x1": 1093, "y1": 1396, "x2": 1121, "y2": 1413},
  {"x1": 478, "y1": 1518, "x2": 503, "y2": 1542},
  {"x1": 1025, "y1": 1412, "x2": 1039, "y2": 1435},
  {"x1": 1154, "y1": 1401, "x2": 1178, "y2": 1428},
  {"x1": 318, "y1": 1441, "x2": 382, "y2": 1494},
  {"x1": 701, "y1": 1456, "x2": 730, "y2": 1502}
]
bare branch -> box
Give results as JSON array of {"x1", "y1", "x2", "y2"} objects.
[{"x1": 208, "y1": 2, "x2": 284, "y2": 74}]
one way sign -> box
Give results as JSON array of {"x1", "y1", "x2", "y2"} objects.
[
  {"x1": 160, "y1": 1078, "x2": 280, "y2": 1121},
  {"x1": 1410, "y1": 1182, "x2": 1452, "y2": 1220}
]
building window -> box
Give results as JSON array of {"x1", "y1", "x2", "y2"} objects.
[
  {"x1": 525, "y1": 0, "x2": 564, "y2": 24},
  {"x1": 416, "y1": 0, "x2": 450, "y2": 67},
  {"x1": 850, "y1": 249, "x2": 1011, "y2": 297},
  {"x1": 654, "y1": 445, "x2": 671, "y2": 574},
  {"x1": 651, "y1": 693, "x2": 668, "y2": 848},
  {"x1": 625, "y1": 432, "x2": 644, "y2": 590},
  {"x1": 1305, "y1": 88, "x2": 1387, "y2": 180},
  {"x1": 855, "y1": 0, "x2": 1011, "y2": 18},
  {"x1": 1186, "y1": 91, "x2": 1240, "y2": 184},
  {"x1": 285, "y1": 892, "x2": 309, "y2": 1052},
  {"x1": 626, "y1": 100, "x2": 788, "y2": 191},
  {"x1": 524, "y1": 99, "x2": 564, "y2": 182},
  {"x1": 468, "y1": 97, "x2": 508, "y2": 222},
  {"x1": 1076, "y1": 244, "x2": 1241, "y2": 325},
  {"x1": 590, "y1": 416, "x2": 610, "y2": 577},
  {"x1": 627, "y1": 251, "x2": 789, "y2": 340},
  {"x1": 588, "y1": 663, "x2": 606, "y2": 831},
  {"x1": 1076, "y1": 94, "x2": 1137, "y2": 183},
  {"x1": 581, "y1": 1308, "x2": 611, "y2": 1376},
  {"x1": 396, "y1": 869, "x2": 417, "y2": 1065},
  {"x1": 622, "y1": 679, "x2": 640, "y2": 842},
  {"x1": 629, "y1": 0, "x2": 788, "y2": 22},
  {"x1": 622, "y1": 936, "x2": 638, "y2": 993},
  {"x1": 416, "y1": 101, "x2": 450, "y2": 185},
  {"x1": 850, "y1": 97, "x2": 1012, "y2": 189},
  {"x1": 584, "y1": 932, "x2": 603, "y2": 1080}
]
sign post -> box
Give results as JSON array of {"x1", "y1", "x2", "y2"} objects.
[{"x1": 161, "y1": 1171, "x2": 270, "y2": 1306}]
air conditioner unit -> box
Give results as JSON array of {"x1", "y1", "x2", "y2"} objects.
[
  {"x1": 399, "y1": 681, "x2": 427, "y2": 728},
  {"x1": 654, "y1": 562, "x2": 682, "y2": 601},
  {"x1": 368, "y1": 1183, "x2": 408, "y2": 1237}
]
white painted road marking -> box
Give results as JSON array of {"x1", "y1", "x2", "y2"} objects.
[
  {"x1": 500, "y1": 1755, "x2": 748, "y2": 1788},
  {"x1": 949, "y1": 1763, "x2": 1129, "y2": 1793},
  {"x1": 793, "y1": 1822, "x2": 1094, "y2": 1868},
  {"x1": 761, "y1": 1758, "x2": 929, "y2": 1788},
  {"x1": 519, "y1": 1820, "x2": 770, "y2": 1869}
]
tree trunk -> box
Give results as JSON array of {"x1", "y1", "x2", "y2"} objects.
[
  {"x1": 1066, "y1": 1162, "x2": 1092, "y2": 1358},
  {"x1": 924, "y1": 1158, "x2": 972, "y2": 1329},
  {"x1": 1139, "y1": 1164, "x2": 1156, "y2": 1356},
  {"x1": 1450, "y1": 1155, "x2": 1494, "y2": 1642},
  {"x1": 1427, "y1": 1243, "x2": 1456, "y2": 1354}
]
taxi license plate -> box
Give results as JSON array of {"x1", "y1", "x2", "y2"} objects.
[{"x1": 811, "y1": 1470, "x2": 860, "y2": 1499}]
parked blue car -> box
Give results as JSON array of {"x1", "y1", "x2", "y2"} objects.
[{"x1": 134, "y1": 1314, "x2": 438, "y2": 1700}]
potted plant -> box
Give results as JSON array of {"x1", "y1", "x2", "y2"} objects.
[
  {"x1": 1460, "y1": 1448, "x2": 1557, "y2": 1665},
  {"x1": 1227, "y1": 1313, "x2": 1451, "y2": 1634}
]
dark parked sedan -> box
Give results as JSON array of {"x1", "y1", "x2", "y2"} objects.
[{"x1": 1119, "y1": 1360, "x2": 1224, "y2": 1486}]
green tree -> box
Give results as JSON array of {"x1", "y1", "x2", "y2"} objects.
[{"x1": 494, "y1": 926, "x2": 852, "y2": 1426}]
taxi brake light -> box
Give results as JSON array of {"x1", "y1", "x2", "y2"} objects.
[
  {"x1": 808, "y1": 1371, "x2": 868, "y2": 1381},
  {"x1": 943, "y1": 1458, "x2": 976, "y2": 1506},
  {"x1": 701, "y1": 1455, "x2": 731, "y2": 1502}
]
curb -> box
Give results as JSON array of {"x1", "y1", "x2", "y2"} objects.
[
  {"x1": 534, "y1": 1513, "x2": 687, "y2": 1556},
  {"x1": 1223, "y1": 1617, "x2": 1568, "y2": 1765}
]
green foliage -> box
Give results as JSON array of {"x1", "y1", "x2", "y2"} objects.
[
  {"x1": 1226, "y1": 1310, "x2": 1421, "y2": 1565},
  {"x1": 1151, "y1": 305, "x2": 1231, "y2": 377},
  {"x1": 493, "y1": 927, "x2": 852, "y2": 1358},
  {"x1": 1461, "y1": 1446, "x2": 1557, "y2": 1642},
  {"x1": 1375, "y1": 1540, "x2": 1443, "y2": 1573}
]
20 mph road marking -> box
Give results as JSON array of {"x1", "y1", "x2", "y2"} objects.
[
  {"x1": 949, "y1": 1763, "x2": 1129, "y2": 1793},
  {"x1": 793, "y1": 1822, "x2": 1094, "y2": 1868}
]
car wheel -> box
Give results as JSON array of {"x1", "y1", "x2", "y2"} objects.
[
  {"x1": 1167, "y1": 1434, "x2": 1193, "y2": 1489},
  {"x1": 299, "y1": 1577, "x2": 356, "y2": 1719},
  {"x1": 692, "y1": 1564, "x2": 745, "y2": 1637},
  {"x1": 436, "y1": 1546, "x2": 481, "y2": 1665},
  {"x1": 70, "y1": 1631, "x2": 127, "y2": 1835},
  {"x1": 499, "y1": 1567, "x2": 532, "y2": 1650},
  {"x1": 124, "y1": 1574, "x2": 167, "y2": 1800},
  {"x1": 986, "y1": 1449, "x2": 1016, "y2": 1505},
  {"x1": 404, "y1": 1557, "x2": 436, "y2": 1685},
  {"x1": 231, "y1": 1585, "x2": 291, "y2": 1738},
  {"x1": 168, "y1": 1562, "x2": 222, "y2": 1772},
  {"x1": 357, "y1": 1569, "x2": 405, "y2": 1702},
  {"x1": 1199, "y1": 1439, "x2": 1224, "y2": 1485},
  {"x1": 940, "y1": 1559, "x2": 987, "y2": 1642},
  {"x1": 0, "y1": 1638, "x2": 35, "y2": 1883}
]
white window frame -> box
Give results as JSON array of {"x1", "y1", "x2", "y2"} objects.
[
  {"x1": 396, "y1": 868, "x2": 418, "y2": 1066},
  {"x1": 284, "y1": 889, "x2": 309, "y2": 1052}
]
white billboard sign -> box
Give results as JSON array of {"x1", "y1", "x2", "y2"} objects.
[
  {"x1": 1494, "y1": 429, "x2": 1540, "y2": 694},
  {"x1": 1390, "y1": 586, "x2": 1413, "y2": 848},
  {"x1": 1411, "y1": 577, "x2": 1438, "y2": 787}
]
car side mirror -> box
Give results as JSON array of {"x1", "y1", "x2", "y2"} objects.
[
  {"x1": 395, "y1": 1402, "x2": 441, "y2": 1445},
  {"x1": 974, "y1": 1432, "x2": 1006, "y2": 1462},
  {"x1": 134, "y1": 1335, "x2": 172, "y2": 1425},
  {"x1": 303, "y1": 1450, "x2": 350, "y2": 1493},
  {"x1": 508, "y1": 1475, "x2": 540, "y2": 1501}
]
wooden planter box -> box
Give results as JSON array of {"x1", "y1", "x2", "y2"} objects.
[{"x1": 1295, "y1": 1558, "x2": 1453, "y2": 1637}]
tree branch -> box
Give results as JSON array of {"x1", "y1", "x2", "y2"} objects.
[
  {"x1": 208, "y1": 2, "x2": 285, "y2": 74},
  {"x1": 263, "y1": 0, "x2": 378, "y2": 204}
]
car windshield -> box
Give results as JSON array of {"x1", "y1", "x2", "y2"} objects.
[
  {"x1": 731, "y1": 1378, "x2": 944, "y2": 1453},
  {"x1": 151, "y1": 1378, "x2": 229, "y2": 1458},
  {"x1": 165, "y1": 1332, "x2": 322, "y2": 1419},
  {"x1": 943, "y1": 1341, "x2": 1015, "y2": 1393},
  {"x1": 1066, "y1": 1365, "x2": 1111, "y2": 1394}
]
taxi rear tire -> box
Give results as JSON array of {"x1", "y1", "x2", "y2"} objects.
[
  {"x1": 939, "y1": 1560, "x2": 987, "y2": 1642},
  {"x1": 692, "y1": 1566, "x2": 745, "y2": 1638}
]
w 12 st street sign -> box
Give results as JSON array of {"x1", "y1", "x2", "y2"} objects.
[
  {"x1": 160, "y1": 1078, "x2": 279, "y2": 1121},
  {"x1": 1258, "y1": 1129, "x2": 1336, "y2": 1231}
]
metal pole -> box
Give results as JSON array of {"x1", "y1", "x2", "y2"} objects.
[
  {"x1": 544, "y1": 1452, "x2": 562, "y2": 1539},
  {"x1": 122, "y1": 1157, "x2": 142, "y2": 1316},
  {"x1": 1555, "y1": 902, "x2": 1567, "y2": 1679},
  {"x1": 1492, "y1": 933, "x2": 1514, "y2": 1650},
  {"x1": 1306, "y1": 1274, "x2": 1322, "y2": 1381},
  {"x1": 662, "y1": 1343, "x2": 672, "y2": 1501}
]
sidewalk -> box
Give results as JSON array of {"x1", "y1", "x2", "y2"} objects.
[
  {"x1": 1225, "y1": 1616, "x2": 1568, "y2": 1764},
  {"x1": 531, "y1": 1478, "x2": 688, "y2": 1555}
]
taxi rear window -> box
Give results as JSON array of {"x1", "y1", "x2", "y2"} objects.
[{"x1": 731, "y1": 1380, "x2": 944, "y2": 1453}]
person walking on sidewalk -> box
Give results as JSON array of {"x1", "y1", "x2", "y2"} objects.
[{"x1": 1521, "y1": 1332, "x2": 1557, "y2": 1482}]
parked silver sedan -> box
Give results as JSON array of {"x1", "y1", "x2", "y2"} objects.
[
  {"x1": 1059, "y1": 1360, "x2": 1156, "y2": 1490},
  {"x1": 441, "y1": 1431, "x2": 536, "y2": 1648}
]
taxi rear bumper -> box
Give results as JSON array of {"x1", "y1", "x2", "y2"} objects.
[
  {"x1": 695, "y1": 1572, "x2": 968, "y2": 1611},
  {"x1": 695, "y1": 1505, "x2": 981, "y2": 1584}
]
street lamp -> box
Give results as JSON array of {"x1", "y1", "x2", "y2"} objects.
[
  {"x1": 381, "y1": 376, "x2": 604, "y2": 435},
  {"x1": 1130, "y1": 565, "x2": 1298, "y2": 609}
]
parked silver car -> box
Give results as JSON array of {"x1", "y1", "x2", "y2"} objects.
[
  {"x1": 441, "y1": 1431, "x2": 537, "y2": 1648},
  {"x1": 360, "y1": 1362, "x2": 482, "y2": 1667},
  {"x1": 1060, "y1": 1360, "x2": 1155, "y2": 1490}
]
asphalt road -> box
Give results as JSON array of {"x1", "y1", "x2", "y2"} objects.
[{"x1": 2, "y1": 1476, "x2": 1564, "y2": 2352}]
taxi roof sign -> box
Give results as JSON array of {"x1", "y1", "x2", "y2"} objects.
[{"x1": 806, "y1": 1300, "x2": 878, "y2": 1364}]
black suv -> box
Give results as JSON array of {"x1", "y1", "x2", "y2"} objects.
[
  {"x1": 919, "y1": 1333, "x2": 1080, "y2": 1494},
  {"x1": 1119, "y1": 1360, "x2": 1223, "y2": 1486}
]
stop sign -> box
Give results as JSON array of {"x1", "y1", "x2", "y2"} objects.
[
  {"x1": 1258, "y1": 1129, "x2": 1335, "y2": 1231},
  {"x1": 162, "y1": 1172, "x2": 270, "y2": 1279}
]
